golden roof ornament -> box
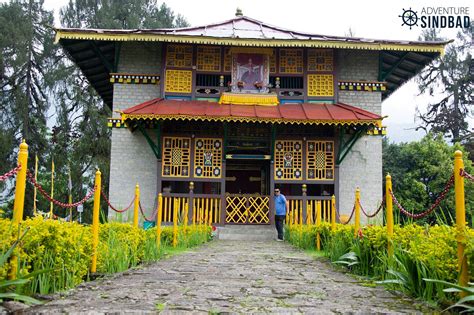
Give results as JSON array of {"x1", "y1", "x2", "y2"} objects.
[{"x1": 235, "y1": 8, "x2": 243, "y2": 17}]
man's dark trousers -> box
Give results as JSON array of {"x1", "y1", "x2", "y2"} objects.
[{"x1": 275, "y1": 215, "x2": 286, "y2": 240}]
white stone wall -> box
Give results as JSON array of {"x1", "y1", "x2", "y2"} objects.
[
  {"x1": 336, "y1": 50, "x2": 383, "y2": 223},
  {"x1": 108, "y1": 42, "x2": 162, "y2": 222}
]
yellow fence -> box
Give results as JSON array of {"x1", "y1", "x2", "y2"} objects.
[
  {"x1": 286, "y1": 199, "x2": 333, "y2": 225},
  {"x1": 5, "y1": 140, "x2": 472, "y2": 289},
  {"x1": 161, "y1": 196, "x2": 221, "y2": 225},
  {"x1": 193, "y1": 197, "x2": 221, "y2": 224}
]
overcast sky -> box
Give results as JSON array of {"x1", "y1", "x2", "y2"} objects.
[{"x1": 4, "y1": 0, "x2": 473, "y2": 142}]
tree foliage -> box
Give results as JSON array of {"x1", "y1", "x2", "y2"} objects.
[
  {"x1": 383, "y1": 134, "x2": 474, "y2": 225},
  {"x1": 60, "y1": 0, "x2": 189, "y2": 29},
  {"x1": 416, "y1": 25, "x2": 473, "y2": 146},
  {"x1": 0, "y1": 0, "x2": 188, "y2": 221}
]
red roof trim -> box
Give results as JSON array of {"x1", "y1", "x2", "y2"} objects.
[{"x1": 121, "y1": 98, "x2": 382, "y2": 124}]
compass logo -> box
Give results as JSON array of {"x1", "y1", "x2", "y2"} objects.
[
  {"x1": 399, "y1": 8, "x2": 418, "y2": 29},
  {"x1": 399, "y1": 7, "x2": 470, "y2": 29}
]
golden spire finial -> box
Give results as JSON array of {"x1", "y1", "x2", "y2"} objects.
[{"x1": 235, "y1": 8, "x2": 243, "y2": 17}]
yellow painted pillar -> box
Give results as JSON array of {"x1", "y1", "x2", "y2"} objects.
[
  {"x1": 331, "y1": 195, "x2": 336, "y2": 232},
  {"x1": 133, "y1": 184, "x2": 140, "y2": 228},
  {"x1": 294, "y1": 203, "x2": 299, "y2": 226},
  {"x1": 192, "y1": 198, "x2": 196, "y2": 225},
  {"x1": 12, "y1": 140, "x2": 28, "y2": 225},
  {"x1": 90, "y1": 169, "x2": 101, "y2": 273},
  {"x1": 386, "y1": 174, "x2": 393, "y2": 255},
  {"x1": 33, "y1": 154, "x2": 38, "y2": 216},
  {"x1": 204, "y1": 203, "x2": 208, "y2": 228},
  {"x1": 49, "y1": 160, "x2": 55, "y2": 219},
  {"x1": 183, "y1": 201, "x2": 188, "y2": 242},
  {"x1": 9, "y1": 140, "x2": 28, "y2": 279},
  {"x1": 208, "y1": 204, "x2": 213, "y2": 226},
  {"x1": 156, "y1": 193, "x2": 163, "y2": 248},
  {"x1": 454, "y1": 150, "x2": 468, "y2": 292},
  {"x1": 316, "y1": 201, "x2": 321, "y2": 250},
  {"x1": 354, "y1": 188, "x2": 360, "y2": 238},
  {"x1": 173, "y1": 199, "x2": 178, "y2": 248}
]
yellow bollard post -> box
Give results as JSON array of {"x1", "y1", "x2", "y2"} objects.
[
  {"x1": 184, "y1": 201, "x2": 189, "y2": 228},
  {"x1": 90, "y1": 169, "x2": 101, "y2": 273},
  {"x1": 454, "y1": 150, "x2": 469, "y2": 292},
  {"x1": 12, "y1": 140, "x2": 28, "y2": 226},
  {"x1": 9, "y1": 140, "x2": 29, "y2": 280},
  {"x1": 133, "y1": 184, "x2": 140, "y2": 228},
  {"x1": 354, "y1": 188, "x2": 360, "y2": 238},
  {"x1": 294, "y1": 203, "x2": 299, "y2": 226},
  {"x1": 386, "y1": 174, "x2": 393, "y2": 255},
  {"x1": 316, "y1": 201, "x2": 321, "y2": 250},
  {"x1": 204, "y1": 203, "x2": 208, "y2": 228},
  {"x1": 331, "y1": 195, "x2": 336, "y2": 232},
  {"x1": 183, "y1": 201, "x2": 188, "y2": 243},
  {"x1": 192, "y1": 199, "x2": 196, "y2": 226},
  {"x1": 208, "y1": 202, "x2": 213, "y2": 226},
  {"x1": 173, "y1": 199, "x2": 178, "y2": 248},
  {"x1": 49, "y1": 160, "x2": 55, "y2": 219},
  {"x1": 33, "y1": 154, "x2": 38, "y2": 216},
  {"x1": 156, "y1": 193, "x2": 163, "y2": 248}
]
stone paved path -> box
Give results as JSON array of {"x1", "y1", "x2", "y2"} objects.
[{"x1": 28, "y1": 241, "x2": 434, "y2": 314}]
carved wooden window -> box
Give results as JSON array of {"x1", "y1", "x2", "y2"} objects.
[
  {"x1": 307, "y1": 74, "x2": 334, "y2": 97},
  {"x1": 307, "y1": 49, "x2": 334, "y2": 72},
  {"x1": 279, "y1": 49, "x2": 303, "y2": 74},
  {"x1": 197, "y1": 46, "x2": 221, "y2": 72},
  {"x1": 194, "y1": 138, "x2": 223, "y2": 178},
  {"x1": 306, "y1": 141, "x2": 334, "y2": 180},
  {"x1": 166, "y1": 45, "x2": 193, "y2": 68},
  {"x1": 164, "y1": 70, "x2": 192, "y2": 93},
  {"x1": 162, "y1": 137, "x2": 191, "y2": 177},
  {"x1": 274, "y1": 140, "x2": 303, "y2": 180}
]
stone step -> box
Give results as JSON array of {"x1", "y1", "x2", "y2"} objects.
[{"x1": 216, "y1": 225, "x2": 277, "y2": 241}]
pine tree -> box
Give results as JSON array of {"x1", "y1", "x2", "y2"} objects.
[
  {"x1": 0, "y1": 0, "x2": 56, "y2": 209},
  {"x1": 416, "y1": 25, "x2": 473, "y2": 147}
]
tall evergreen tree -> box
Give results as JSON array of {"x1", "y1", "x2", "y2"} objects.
[
  {"x1": 0, "y1": 0, "x2": 56, "y2": 208},
  {"x1": 416, "y1": 25, "x2": 473, "y2": 147},
  {"x1": 60, "y1": 0, "x2": 189, "y2": 29}
]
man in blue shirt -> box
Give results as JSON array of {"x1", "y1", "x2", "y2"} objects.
[{"x1": 274, "y1": 188, "x2": 288, "y2": 241}]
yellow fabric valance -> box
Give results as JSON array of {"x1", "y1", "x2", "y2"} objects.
[{"x1": 218, "y1": 92, "x2": 279, "y2": 106}]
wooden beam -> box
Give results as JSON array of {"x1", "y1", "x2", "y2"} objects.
[{"x1": 379, "y1": 52, "x2": 409, "y2": 81}]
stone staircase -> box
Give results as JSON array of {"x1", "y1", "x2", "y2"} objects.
[{"x1": 216, "y1": 225, "x2": 276, "y2": 241}]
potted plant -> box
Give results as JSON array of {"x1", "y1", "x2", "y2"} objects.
[
  {"x1": 254, "y1": 81, "x2": 264, "y2": 92},
  {"x1": 237, "y1": 81, "x2": 244, "y2": 91}
]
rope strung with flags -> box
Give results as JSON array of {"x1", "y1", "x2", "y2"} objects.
[
  {"x1": 100, "y1": 189, "x2": 135, "y2": 213},
  {"x1": 358, "y1": 196, "x2": 385, "y2": 218},
  {"x1": 460, "y1": 169, "x2": 474, "y2": 182},
  {"x1": 26, "y1": 170, "x2": 95, "y2": 208},
  {"x1": 0, "y1": 165, "x2": 21, "y2": 182},
  {"x1": 335, "y1": 205, "x2": 355, "y2": 225},
  {"x1": 389, "y1": 174, "x2": 454, "y2": 219},
  {"x1": 139, "y1": 201, "x2": 157, "y2": 222}
]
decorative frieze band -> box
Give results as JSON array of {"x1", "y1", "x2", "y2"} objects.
[
  {"x1": 367, "y1": 125, "x2": 387, "y2": 135},
  {"x1": 109, "y1": 73, "x2": 161, "y2": 84},
  {"x1": 338, "y1": 81, "x2": 386, "y2": 92},
  {"x1": 107, "y1": 118, "x2": 127, "y2": 128}
]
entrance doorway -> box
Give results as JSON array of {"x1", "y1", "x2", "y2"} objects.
[
  {"x1": 225, "y1": 159, "x2": 270, "y2": 224},
  {"x1": 225, "y1": 160, "x2": 269, "y2": 195}
]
